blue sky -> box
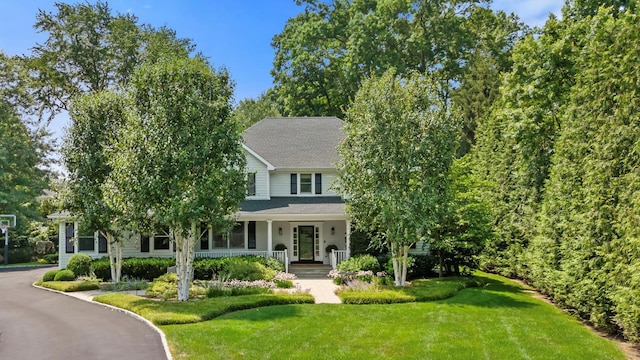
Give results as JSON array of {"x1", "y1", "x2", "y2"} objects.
[{"x1": 0, "y1": 0, "x2": 562, "y2": 148}]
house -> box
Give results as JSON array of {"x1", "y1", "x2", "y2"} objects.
[{"x1": 50, "y1": 117, "x2": 352, "y2": 270}]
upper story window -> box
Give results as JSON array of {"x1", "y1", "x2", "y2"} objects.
[
  {"x1": 300, "y1": 174, "x2": 312, "y2": 193},
  {"x1": 247, "y1": 172, "x2": 256, "y2": 196},
  {"x1": 291, "y1": 173, "x2": 323, "y2": 195}
]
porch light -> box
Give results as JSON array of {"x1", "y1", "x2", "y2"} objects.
[
  {"x1": 331, "y1": 227, "x2": 335, "y2": 235},
  {"x1": 279, "y1": 227, "x2": 282, "y2": 235}
]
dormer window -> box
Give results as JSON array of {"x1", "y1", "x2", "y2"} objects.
[
  {"x1": 300, "y1": 174, "x2": 312, "y2": 193},
  {"x1": 291, "y1": 173, "x2": 323, "y2": 195}
]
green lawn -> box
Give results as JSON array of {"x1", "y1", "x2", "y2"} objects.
[{"x1": 159, "y1": 274, "x2": 625, "y2": 360}]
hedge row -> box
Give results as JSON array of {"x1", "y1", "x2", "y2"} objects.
[{"x1": 92, "y1": 255, "x2": 286, "y2": 281}]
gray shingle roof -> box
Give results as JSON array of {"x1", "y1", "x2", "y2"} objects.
[
  {"x1": 242, "y1": 117, "x2": 345, "y2": 169},
  {"x1": 239, "y1": 197, "x2": 345, "y2": 215}
]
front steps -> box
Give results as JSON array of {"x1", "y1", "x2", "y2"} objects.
[{"x1": 288, "y1": 264, "x2": 333, "y2": 279}]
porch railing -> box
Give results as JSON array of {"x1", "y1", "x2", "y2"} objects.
[
  {"x1": 194, "y1": 250, "x2": 288, "y2": 273},
  {"x1": 330, "y1": 249, "x2": 348, "y2": 270}
]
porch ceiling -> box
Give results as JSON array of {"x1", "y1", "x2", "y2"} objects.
[{"x1": 237, "y1": 197, "x2": 347, "y2": 221}]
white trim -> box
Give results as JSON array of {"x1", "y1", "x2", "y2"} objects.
[{"x1": 242, "y1": 144, "x2": 275, "y2": 170}]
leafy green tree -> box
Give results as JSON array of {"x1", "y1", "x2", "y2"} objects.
[
  {"x1": 337, "y1": 70, "x2": 459, "y2": 286},
  {"x1": 472, "y1": 15, "x2": 576, "y2": 277},
  {"x1": 232, "y1": 90, "x2": 282, "y2": 129},
  {"x1": 23, "y1": 1, "x2": 194, "y2": 122},
  {"x1": 272, "y1": 0, "x2": 523, "y2": 130},
  {"x1": 431, "y1": 156, "x2": 493, "y2": 276},
  {"x1": 532, "y1": 6, "x2": 640, "y2": 340},
  {"x1": 0, "y1": 101, "x2": 49, "y2": 231},
  {"x1": 63, "y1": 90, "x2": 129, "y2": 282},
  {"x1": 107, "y1": 57, "x2": 246, "y2": 301}
]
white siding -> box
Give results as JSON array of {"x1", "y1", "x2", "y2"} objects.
[
  {"x1": 270, "y1": 172, "x2": 291, "y2": 196},
  {"x1": 245, "y1": 151, "x2": 270, "y2": 199}
]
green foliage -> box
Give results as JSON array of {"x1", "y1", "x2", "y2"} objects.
[
  {"x1": 92, "y1": 257, "x2": 175, "y2": 281},
  {"x1": 102, "y1": 276, "x2": 148, "y2": 291},
  {"x1": 0, "y1": 101, "x2": 49, "y2": 233},
  {"x1": 337, "y1": 277, "x2": 481, "y2": 305},
  {"x1": 272, "y1": 0, "x2": 523, "y2": 119},
  {"x1": 54, "y1": 269, "x2": 76, "y2": 281},
  {"x1": 66, "y1": 254, "x2": 92, "y2": 277},
  {"x1": 23, "y1": 1, "x2": 194, "y2": 122},
  {"x1": 232, "y1": 90, "x2": 282, "y2": 130},
  {"x1": 274, "y1": 280, "x2": 293, "y2": 289},
  {"x1": 407, "y1": 255, "x2": 438, "y2": 280},
  {"x1": 42, "y1": 269, "x2": 60, "y2": 282},
  {"x1": 222, "y1": 258, "x2": 276, "y2": 281},
  {"x1": 338, "y1": 70, "x2": 460, "y2": 286},
  {"x1": 274, "y1": 243, "x2": 287, "y2": 251},
  {"x1": 337, "y1": 255, "x2": 380, "y2": 273},
  {"x1": 264, "y1": 257, "x2": 285, "y2": 272},
  {"x1": 146, "y1": 273, "x2": 179, "y2": 299},
  {"x1": 43, "y1": 254, "x2": 58, "y2": 264},
  {"x1": 472, "y1": 5, "x2": 640, "y2": 343},
  {"x1": 39, "y1": 280, "x2": 100, "y2": 292}
]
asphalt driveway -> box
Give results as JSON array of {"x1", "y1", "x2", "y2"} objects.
[{"x1": 0, "y1": 267, "x2": 168, "y2": 360}]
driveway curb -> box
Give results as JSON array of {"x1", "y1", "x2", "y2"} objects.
[{"x1": 33, "y1": 283, "x2": 173, "y2": 360}]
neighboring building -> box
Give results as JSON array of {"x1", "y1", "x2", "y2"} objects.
[{"x1": 49, "y1": 117, "x2": 352, "y2": 269}]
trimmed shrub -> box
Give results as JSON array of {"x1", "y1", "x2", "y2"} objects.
[
  {"x1": 40, "y1": 280, "x2": 100, "y2": 292},
  {"x1": 338, "y1": 254, "x2": 381, "y2": 273},
  {"x1": 54, "y1": 269, "x2": 76, "y2": 281},
  {"x1": 265, "y1": 257, "x2": 285, "y2": 272},
  {"x1": 67, "y1": 254, "x2": 93, "y2": 276},
  {"x1": 146, "y1": 273, "x2": 178, "y2": 299},
  {"x1": 274, "y1": 243, "x2": 287, "y2": 251},
  {"x1": 43, "y1": 253, "x2": 58, "y2": 264},
  {"x1": 408, "y1": 254, "x2": 438, "y2": 280},
  {"x1": 43, "y1": 269, "x2": 60, "y2": 282},
  {"x1": 8, "y1": 247, "x2": 32, "y2": 264},
  {"x1": 222, "y1": 258, "x2": 276, "y2": 281},
  {"x1": 92, "y1": 257, "x2": 176, "y2": 281}
]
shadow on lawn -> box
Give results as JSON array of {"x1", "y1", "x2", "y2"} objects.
[{"x1": 443, "y1": 275, "x2": 539, "y2": 309}]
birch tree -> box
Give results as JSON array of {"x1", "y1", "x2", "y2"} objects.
[
  {"x1": 337, "y1": 70, "x2": 459, "y2": 286},
  {"x1": 63, "y1": 90, "x2": 128, "y2": 282},
  {"x1": 109, "y1": 57, "x2": 245, "y2": 301}
]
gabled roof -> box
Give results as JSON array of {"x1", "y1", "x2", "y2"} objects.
[{"x1": 242, "y1": 117, "x2": 345, "y2": 169}]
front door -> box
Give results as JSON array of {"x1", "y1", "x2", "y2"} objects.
[{"x1": 298, "y1": 226, "x2": 315, "y2": 261}]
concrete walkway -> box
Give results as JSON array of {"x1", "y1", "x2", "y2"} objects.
[{"x1": 294, "y1": 279, "x2": 341, "y2": 304}]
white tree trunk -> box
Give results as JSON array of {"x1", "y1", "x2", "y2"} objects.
[
  {"x1": 175, "y1": 224, "x2": 197, "y2": 301},
  {"x1": 391, "y1": 241, "x2": 412, "y2": 287},
  {"x1": 103, "y1": 231, "x2": 123, "y2": 283}
]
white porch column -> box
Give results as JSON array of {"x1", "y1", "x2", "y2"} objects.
[
  {"x1": 266, "y1": 219, "x2": 273, "y2": 256},
  {"x1": 346, "y1": 220, "x2": 351, "y2": 258}
]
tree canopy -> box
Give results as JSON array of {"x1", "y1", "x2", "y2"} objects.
[
  {"x1": 338, "y1": 70, "x2": 459, "y2": 286},
  {"x1": 107, "y1": 57, "x2": 246, "y2": 300}
]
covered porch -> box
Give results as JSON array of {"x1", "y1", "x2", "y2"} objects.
[{"x1": 231, "y1": 197, "x2": 351, "y2": 269}]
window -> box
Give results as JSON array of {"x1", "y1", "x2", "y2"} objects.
[
  {"x1": 248, "y1": 221, "x2": 256, "y2": 249},
  {"x1": 65, "y1": 223, "x2": 74, "y2": 254},
  {"x1": 291, "y1": 173, "x2": 322, "y2": 195},
  {"x1": 154, "y1": 229, "x2": 171, "y2": 250},
  {"x1": 141, "y1": 235, "x2": 150, "y2": 253},
  {"x1": 230, "y1": 222, "x2": 244, "y2": 248},
  {"x1": 98, "y1": 233, "x2": 108, "y2": 253},
  {"x1": 78, "y1": 224, "x2": 94, "y2": 251},
  {"x1": 247, "y1": 172, "x2": 256, "y2": 196},
  {"x1": 300, "y1": 174, "x2": 312, "y2": 193},
  {"x1": 212, "y1": 231, "x2": 226, "y2": 248},
  {"x1": 199, "y1": 224, "x2": 209, "y2": 250}
]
